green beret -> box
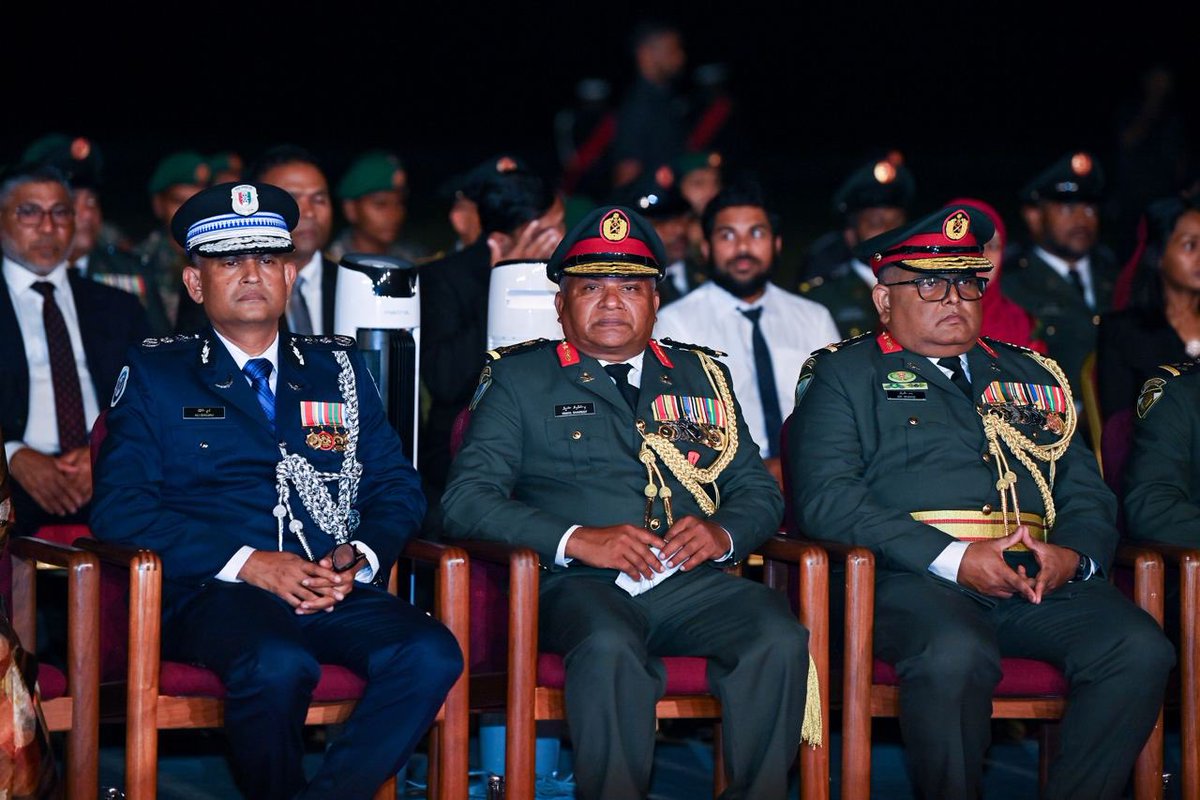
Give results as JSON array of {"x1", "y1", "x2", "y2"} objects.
[
  {"x1": 337, "y1": 151, "x2": 406, "y2": 200},
  {"x1": 21, "y1": 133, "x2": 103, "y2": 189},
  {"x1": 148, "y1": 151, "x2": 210, "y2": 195}
]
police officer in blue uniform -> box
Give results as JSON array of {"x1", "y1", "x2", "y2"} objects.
[{"x1": 91, "y1": 181, "x2": 462, "y2": 800}]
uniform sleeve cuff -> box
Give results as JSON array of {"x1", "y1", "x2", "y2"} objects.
[
  {"x1": 928, "y1": 541, "x2": 969, "y2": 582},
  {"x1": 712, "y1": 527, "x2": 735, "y2": 562},
  {"x1": 556, "y1": 526, "x2": 580, "y2": 566},
  {"x1": 216, "y1": 546, "x2": 256, "y2": 582},
  {"x1": 350, "y1": 540, "x2": 380, "y2": 583},
  {"x1": 4, "y1": 441, "x2": 28, "y2": 463}
]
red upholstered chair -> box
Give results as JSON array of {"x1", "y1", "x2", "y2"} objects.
[
  {"x1": 778, "y1": 414, "x2": 1166, "y2": 800},
  {"x1": 75, "y1": 537, "x2": 469, "y2": 800},
  {"x1": 1103, "y1": 407, "x2": 1200, "y2": 799},
  {"x1": 455, "y1": 537, "x2": 830, "y2": 800},
  {"x1": 0, "y1": 535, "x2": 99, "y2": 800}
]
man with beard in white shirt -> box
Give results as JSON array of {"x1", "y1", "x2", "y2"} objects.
[{"x1": 655, "y1": 181, "x2": 838, "y2": 482}]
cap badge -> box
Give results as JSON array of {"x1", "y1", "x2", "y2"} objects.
[
  {"x1": 601, "y1": 210, "x2": 631, "y2": 242},
  {"x1": 655, "y1": 165, "x2": 674, "y2": 188},
  {"x1": 943, "y1": 209, "x2": 970, "y2": 241},
  {"x1": 230, "y1": 184, "x2": 259, "y2": 216},
  {"x1": 873, "y1": 161, "x2": 897, "y2": 184},
  {"x1": 70, "y1": 137, "x2": 91, "y2": 161},
  {"x1": 195, "y1": 163, "x2": 211, "y2": 184},
  {"x1": 1070, "y1": 152, "x2": 1093, "y2": 176},
  {"x1": 496, "y1": 156, "x2": 518, "y2": 173},
  {"x1": 391, "y1": 170, "x2": 405, "y2": 190}
]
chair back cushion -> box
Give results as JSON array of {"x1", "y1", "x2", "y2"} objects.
[{"x1": 469, "y1": 560, "x2": 510, "y2": 673}]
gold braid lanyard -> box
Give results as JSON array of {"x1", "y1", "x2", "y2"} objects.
[
  {"x1": 634, "y1": 350, "x2": 824, "y2": 748},
  {"x1": 637, "y1": 352, "x2": 739, "y2": 526},
  {"x1": 979, "y1": 352, "x2": 1076, "y2": 533}
]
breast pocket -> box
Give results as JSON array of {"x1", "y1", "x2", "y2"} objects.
[
  {"x1": 166, "y1": 423, "x2": 245, "y2": 482},
  {"x1": 544, "y1": 416, "x2": 606, "y2": 473},
  {"x1": 878, "y1": 402, "x2": 953, "y2": 469}
]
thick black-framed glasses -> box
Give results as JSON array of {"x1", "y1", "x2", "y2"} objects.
[{"x1": 881, "y1": 275, "x2": 989, "y2": 302}]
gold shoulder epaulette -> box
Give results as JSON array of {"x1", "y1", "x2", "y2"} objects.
[
  {"x1": 659, "y1": 338, "x2": 727, "y2": 358},
  {"x1": 485, "y1": 337, "x2": 555, "y2": 362}
]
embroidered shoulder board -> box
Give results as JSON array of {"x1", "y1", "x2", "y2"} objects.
[
  {"x1": 290, "y1": 334, "x2": 356, "y2": 349},
  {"x1": 983, "y1": 337, "x2": 1038, "y2": 356},
  {"x1": 484, "y1": 337, "x2": 555, "y2": 363},
  {"x1": 139, "y1": 333, "x2": 201, "y2": 349},
  {"x1": 659, "y1": 338, "x2": 727, "y2": 358},
  {"x1": 821, "y1": 331, "x2": 872, "y2": 355},
  {"x1": 1137, "y1": 362, "x2": 1200, "y2": 419}
]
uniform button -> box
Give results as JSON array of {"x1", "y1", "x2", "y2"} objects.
[
  {"x1": 1092, "y1": 315, "x2": 1100, "y2": 326},
  {"x1": 199, "y1": 441, "x2": 209, "y2": 449},
  {"x1": 908, "y1": 417, "x2": 919, "y2": 426},
  {"x1": 982, "y1": 503, "x2": 993, "y2": 514},
  {"x1": 982, "y1": 452, "x2": 991, "y2": 463},
  {"x1": 1046, "y1": 325, "x2": 1057, "y2": 336},
  {"x1": 571, "y1": 430, "x2": 582, "y2": 440},
  {"x1": 649, "y1": 518, "x2": 661, "y2": 531}
]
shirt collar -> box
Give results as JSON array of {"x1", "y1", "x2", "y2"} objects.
[
  {"x1": 213, "y1": 329, "x2": 280, "y2": 373},
  {"x1": 1035, "y1": 246, "x2": 1091, "y2": 277},
  {"x1": 297, "y1": 253, "x2": 322, "y2": 283},
  {"x1": 3, "y1": 257, "x2": 70, "y2": 294},
  {"x1": 598, "y1": 350, "x2": 645, "y2": 372}
]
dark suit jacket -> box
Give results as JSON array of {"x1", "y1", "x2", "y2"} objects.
[
  {"x1": 418, "y1": 239, "x2": 492, "y2": 490},
  {"x1": 1097, "y1": 308, "x2": 1190, "y2": 421},
  {"x1": 90, "y1": 330, "x2": 424, "y2": 610},
  {"x1": 0, "y1": 268, "x2": 149, "y2": 447}
]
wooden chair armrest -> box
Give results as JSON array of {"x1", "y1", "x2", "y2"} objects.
[
  {"x1": 8, "y1": 538, "x2": 100, "y2": 680},
  {"x1": 72, "y1": 538, "x2": 148, "y2": 567},
  {"x1": 783, "y1": 535, "x2": 863, "y2": 563},
  {"x1": 9, "y1": 535, "x2": 90, "y2": 568},
  {"x1": 1120, "y1": 539, "x2": 1200, "y2": 566},
  {"x1": 443, "y1": 537, "x2": 538, "y2": 567}
]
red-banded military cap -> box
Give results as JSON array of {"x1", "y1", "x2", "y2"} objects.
[
  {"x1": 546, "y1": 205, "x2": 667, "y2": 284},
  {"x1": 854, "y1": 204, "x2": 996, "y2": 275}
]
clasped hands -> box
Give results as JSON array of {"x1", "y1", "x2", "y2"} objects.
[
  {"x1": 565, "y1": 516, "x2": 732, "y2": 582},
  {"x1": 957, "y1": 525, "x2": 1081, "y2": 603},
  {"x1": 237, "y1": 546, "x2": 361, "y2": 615}
]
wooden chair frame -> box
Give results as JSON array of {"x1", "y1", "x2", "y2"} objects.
[
  {"x1": 824, "y1": 538, "x2": 1166, "y2": 800},
  {"x1": 77, "y1": 538, "x2": 469, "y2": 800},
  {"x1": 8, "y1": 536, "x2": 100, "y2": 800},
  {"x1": 455, "y1": 535, "x2": 831, "y2": 800}
]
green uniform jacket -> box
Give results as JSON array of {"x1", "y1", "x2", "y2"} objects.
[
  {"x1": 441, "y1": 340, "x2": 783, "y2": 570},
  {"x1": 1002, "y1": 247, "x2": 1119, "y2": 389},
  {"x1": 1124, "y1": 364, "x2": 1200, "y2": 545},
  {"x1": 799, "y1": 261, "x2": 878, "y2": 340},
  {"x1": 788, "y1": 333, "x2": 1117, "y2": 578}
]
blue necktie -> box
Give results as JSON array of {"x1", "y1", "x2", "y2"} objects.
[
  {"x1": 739, "y1": 307, "x2": 782, "y2": 457},
  {"x1": 243, "y1": 358, "x2": 276, "y2": 426}
]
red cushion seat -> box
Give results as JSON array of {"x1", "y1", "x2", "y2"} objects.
[
  {"x1": 38, "y1": 663, "x2": 68, "y2": 701},
  {"x1": 873, "y1": 656, "x2": 1068, "y2": 696},
  {"x1": 536, "y1": 653, "x2": 711, "y2": 694},
  {"x1": 158, "y1": 662, "x2": 366, "y2": 702}
]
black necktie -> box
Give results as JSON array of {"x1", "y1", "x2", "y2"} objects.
[
  {"x1": 31, "y1": 282, "x2": 87, "y2": 451},
  {"x1": 739, "y1": 307, "x2": 783, "y2": 457},
  {"x1": 1067, "y1": 267, "x2": 1087, "y2": 302},
  {"x1": 603, "y1": 363, "x2": 639, "y2": 411},
  {"x1": 936, "y1": 356, "x2": 973, "y2": 398}
]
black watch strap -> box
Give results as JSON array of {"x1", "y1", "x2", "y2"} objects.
[{"x1": 1072, "y1": 552, "x2": 1090, "y2": 582}]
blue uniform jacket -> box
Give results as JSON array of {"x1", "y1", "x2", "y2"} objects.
[{"x1": 90, "y1": 329, "x2": 425, "y2": 608}]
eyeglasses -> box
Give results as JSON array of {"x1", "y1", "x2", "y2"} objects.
[
  {"x1": 881, "y1": 275, "x2": 989, "y2": 302},
  {"x1": 10, "y1": 203, "x2": 74, "y2": 228}
]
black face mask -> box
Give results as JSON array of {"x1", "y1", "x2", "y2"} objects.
[{"x1": 708, "y1": 254, "x2": 775, "y2": 299}]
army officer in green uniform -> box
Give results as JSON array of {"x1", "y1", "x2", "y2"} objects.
[
  {"x1": 1125, "y1": 362, "x2": 1200, "y2": 545},
  {"x1": 788, "y1": 205, "x2": 1172, "y2": 800},
  {"x1": 442, "y1": 206, "x2": 814, "y2": 800}
]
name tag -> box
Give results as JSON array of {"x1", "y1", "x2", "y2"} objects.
[
  {"x1": 183, "y1": 406, "x2": 226, "y2": 419},
  {"x1": 885, "y1": 390, "x2": 926, "y2": 401},
  {"x1": 555, "y1": 402, "x2": 595, "y2": 417}
]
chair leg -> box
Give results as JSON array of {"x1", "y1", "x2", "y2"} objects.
[
  {"x1": 1133, "y1": 708, "x2": 1165, "y2": 800},
  {"x1": 1037, "y1": 722, "x2": 1060, "y2": 791},
  {"x1": 712, "y1": 721, "x2": 726, "y2": 799},
  {"x1": 1182, "y1": 555, "x2": 1200, "y2": 800},
  {"x1": 427, "y1": 728, "x2": 440, "y2": 800}
]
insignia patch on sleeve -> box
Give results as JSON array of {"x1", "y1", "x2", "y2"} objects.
[
  {"x1": 111, "y1": 365, "x2": 130, "y2": 407},
  {"x1": 469, "y1": 366, "x2": 493, "y2": 411},
  {"x1": 1137, "y1": 377, "x2": 1166, "y2": 419}
]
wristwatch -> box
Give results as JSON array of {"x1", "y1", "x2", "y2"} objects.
[{"x1": 1072, "y1": 551, "x2": 1090, "y2": 582}]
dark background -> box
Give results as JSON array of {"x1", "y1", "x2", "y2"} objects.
[{"x1": 3, "y1": 3, "x2": 1194, "y2": 273}]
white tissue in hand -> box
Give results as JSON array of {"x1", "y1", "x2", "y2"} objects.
[{"x1": 614, "y1": 546, "x2": 682, "y2": 596}]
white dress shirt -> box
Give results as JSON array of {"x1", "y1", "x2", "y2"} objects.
[
  {"x1": 1035, "y1": 246, "x2": 1095, "y2": 309},
  {"x1": 654, "y1": 281, "x2": 841, "y2": 457},
  {"x1": 3, "y1": 258, "x2": 101, "y2": 461},
  {"x1": 289, "y1": 254, "x2": 325, "y2": 336},
  {"x1": 210, "y1": 330, "x2": 379, "y2": 584}
]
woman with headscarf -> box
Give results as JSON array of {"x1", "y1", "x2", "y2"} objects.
[
  {"x1": 1097, "y1": 196, "x2": 1200, "y2": 419},
  {"x1": 949, "y1": 197, "x2": 1045, "y2": 351}
]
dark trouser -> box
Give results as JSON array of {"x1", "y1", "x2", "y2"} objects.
[
  {"x1": 874, "y1": 573, "x2": 1174, "y2": 800},
  {"x1": 164, "y1": 581, "x2": 462, "y2": 800},
  {"x1": 539, "y1": 567, "x2": 809, "y2": 800}
]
